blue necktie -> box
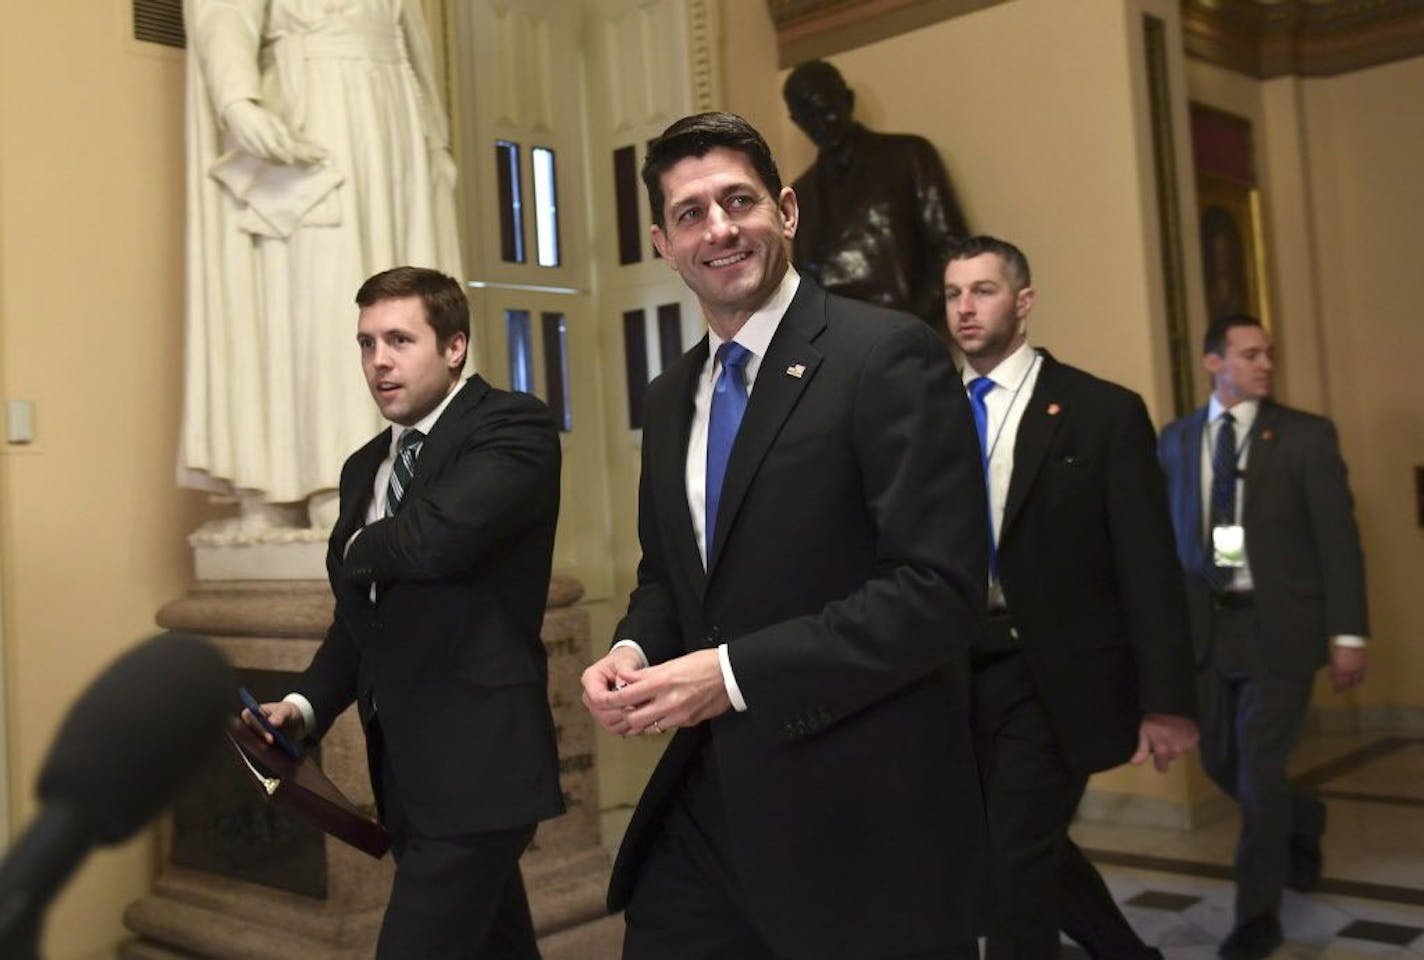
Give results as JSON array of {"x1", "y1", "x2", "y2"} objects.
[
  {"x1": 968, "y1": 376, "x2": 997, "y2": 578},
  {"x1": 706, "y1": 342, "x2": 752, "y2": 555},
  {"x1": 1205, "y1": 411, "x2": 1237, "y2": 588}
]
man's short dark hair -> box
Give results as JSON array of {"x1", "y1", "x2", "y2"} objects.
[
  {"x1": 1203, "y1": 314, "x2": 1263, "y2": 355},
  {"x1": 355, "y1": 266, "x2": 470, "y2": 348},
  {"x1": 641, "y1": 112, "x2": 783, "y2": 229},
  {"x1": 944, "y1": 235, "x2": 1032, "y2": 291}
]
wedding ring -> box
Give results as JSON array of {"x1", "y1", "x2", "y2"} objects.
[{"x1": 652, "y1": 720, "x2": 663, "y2": 734}]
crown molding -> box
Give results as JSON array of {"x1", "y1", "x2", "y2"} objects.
[
  {"x1": 1181, "y1": 0, "x2": 1424, "y2": 78},
  {"x1": 768, "y1": 0, "x2": 1424, "y2": 76},
  {"x1": 769, "y1": 0, "x2": 1006, "y2": 67}
]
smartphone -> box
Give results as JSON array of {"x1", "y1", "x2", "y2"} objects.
[{"x1": 238, "y1": 687, "x2": 304, "y2": 761}]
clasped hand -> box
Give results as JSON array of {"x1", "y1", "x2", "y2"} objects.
[
  {"x1": 580, "y1": 648, "x2": 731, "y2": 737},
  {"x1": 222, "y1": 100, "x2": 326, "y2": 165},
  {"x1": 1130, "y1": 713, "x2": 1199, "y2": 773}
]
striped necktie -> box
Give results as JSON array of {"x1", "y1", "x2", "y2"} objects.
[{"x1": 385, "y1": 428, "x2": 425, "y2": 517}]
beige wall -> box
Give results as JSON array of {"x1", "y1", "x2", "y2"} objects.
[
  {"x1": 0, "y1": 5, "x2": 213, "y2": 958},
  {"x1": 1187, "y1": 56, "x2": 1424, "y2": 718},
  {"x1": 765, "y1": 0, "x2": 1200, "y2": 419}
]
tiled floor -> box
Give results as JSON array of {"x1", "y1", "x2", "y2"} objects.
[{"x1": 1068, "y1": 732, "x2": 1424, "y2": 958}]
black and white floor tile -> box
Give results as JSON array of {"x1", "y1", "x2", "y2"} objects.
[{"x1": 1068, "y1": 734, "x2": 1424, "y2": 959}]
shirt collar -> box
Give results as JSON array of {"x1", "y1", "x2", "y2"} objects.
[
  {"x1": 1207, "y1": 394, "x2": 1260, "y2": 432},
  {"x1": 706, "y1": 267, "x2": 801, "y2": 371},
  {"x1": 962, "y1": 339, "x2": 1036, "y2": 389},
  {"x1": 387, "y1": 377, "x2": 465, "y2": 452}
]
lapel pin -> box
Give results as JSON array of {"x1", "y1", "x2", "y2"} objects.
[
  {"x1": 1260, "y1": 428, "x2": 1274, "y2": 441},
  {"x1": 786, "y1": 363, "x2": 806, "y2": 379},
  {"x1": 1047, "y1": 403, "x2": 1061, "y2": 416}
]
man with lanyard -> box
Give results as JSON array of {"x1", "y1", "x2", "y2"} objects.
[
  {"x1": 1159, "y1": 313, "x2": 1368, "y2": 960},
  {"x1": 945, "y1": 235, "x2": 1198, "y2": 960}
]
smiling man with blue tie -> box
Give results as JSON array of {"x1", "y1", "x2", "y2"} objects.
[
  {"x1": 580, "y1": 112, "x2": 988, "y2": 960},
  {"x1": 1159, "y1": 314, "x2": 1368, "y2": 960}
]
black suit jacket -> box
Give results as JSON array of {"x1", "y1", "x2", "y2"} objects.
[
  {"x1": 609, "y1": 280, "x2": 988, "y2": 959},
  {"x1": 1158, "y1": 399, "x2": 1368, "y2": 674},
  {"x1": 993, "y1": 354, "x2": 1196, "y2": 774},
  {"x1": 297, "y1": 375, "x2": 565, "y2": 836}
]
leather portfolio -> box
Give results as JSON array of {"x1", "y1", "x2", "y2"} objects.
[{"x1": 226, "y1": 717, "x2": 391, "y2": 859}]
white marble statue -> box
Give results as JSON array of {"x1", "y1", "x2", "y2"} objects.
[{"x1": 180, "y1": 0, "x2": 463, "y2": 538}]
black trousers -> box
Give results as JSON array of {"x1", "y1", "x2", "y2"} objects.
[
  {"x1": 622, "y1": 742, "x2": 977, "y2": 960},
  {"x1": 972, "y1": 646, "x2": 1156, "y2": 960},
  {"x1": 1197, "y1": 600, "x2": 1321, "y2": 925},
  {"x1": 369, "y1": 717, "x2": 540, "y2": 960}
]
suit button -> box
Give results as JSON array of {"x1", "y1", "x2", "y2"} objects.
[
  {"x1": 708, "y1": 626, "x2": 721, "y2": 642},
  {"x1": 1009, "y1": 627, "x2": 1019, "y2": 640}
]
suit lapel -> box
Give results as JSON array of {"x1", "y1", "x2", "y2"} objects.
[
  {"x1": 399, "y1": 375, "x2": 491, "y2": 505},
  {"x1": 705, "y1": 282, "x2": 825, "y2": 581},
  {"x1": 654, "y1": 342, "x2": 709, "y2": 599},
  {"x1": 333, "y1": 432, "x2": 389, "y2": 548},
  {"x1": 1243, "y1": 400, "x2": 1279, "y2": 520},
  {"x1": 1000, "y1": 352, "x2": 1066, "y2": 541}
]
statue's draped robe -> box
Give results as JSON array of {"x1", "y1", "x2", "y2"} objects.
[{"x1": 181, "y1": 0, "x2": 462, "y2": 503}]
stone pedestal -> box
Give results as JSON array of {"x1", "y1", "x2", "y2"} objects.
[{"x1": 123, "y1": 575, "x2": 616, "y2": 958}]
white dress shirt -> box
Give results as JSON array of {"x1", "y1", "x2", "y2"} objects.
[
  {"x1": 1200, "y1": 395, "x2": 1365, "y2": 648},
  {"x1": 614, "y1": 268, "x2": 802, "y2": 713},
  {"x1": 1201, "y1": 395, "x2": 1259, "y2": 593},
  {"x1": 962, "y1": 341, "x2": 1043, "y2": 609}
]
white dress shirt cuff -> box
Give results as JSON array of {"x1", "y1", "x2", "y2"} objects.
[
  {"x1": 611, "y1": 639, "x2": 649, "y2": 668},
  {"x1": 1331, "y1": 635, "x2": 1367, "y2": 649},
  {"x1": 718, "y1": 643, "x2": 747, "y2": 712},
  {"x1": 282, "y1": 693, "x2": 316, "y2": 737}
]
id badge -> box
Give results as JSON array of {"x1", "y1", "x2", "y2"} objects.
[{"x1": 1212, "y1": 524, "x2": 1247, "y2": 568}]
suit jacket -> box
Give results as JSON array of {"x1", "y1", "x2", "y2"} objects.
[
  {"x1": 993, "y1": 354, "x2": 1196, "y2": 774},
  {"x1": 609, "y1": 280, "x2": 988, "y2": 959},
  {"x1": 1158, "y1": 399, "x2": 1369, "y2": 674},
  {"x1": 296, "y1": 375, "x2": 565, "y2": 836}
]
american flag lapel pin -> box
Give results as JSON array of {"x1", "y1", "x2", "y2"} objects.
[
  {"x1": 786, "y1": 363, "x2": 806, "y2": 379},
  {"x1": 1047, "y1": 402, "x2": 1061, "y2": 416}
]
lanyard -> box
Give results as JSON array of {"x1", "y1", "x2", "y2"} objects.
[{"x1": 982, "y1": 351, "x2": 1041, "y2": 468}]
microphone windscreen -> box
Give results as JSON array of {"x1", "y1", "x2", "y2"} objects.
[{"x1": 36, "y1": 632, "x2": 233, "y2": 844}]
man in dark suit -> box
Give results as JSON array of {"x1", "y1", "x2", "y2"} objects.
[
  {"x1": 1159, "y1": 314, "x2": 1368, "y2": 960},
  {"x1": 943, "y1": 236, "x2": 1199, "y2": 960},
  {"x1": 580, "y1": 112, "x2": 987, "y2": 960},
  {"x1": 245, "y1": 266, "x2": 565, "y2": 959}
]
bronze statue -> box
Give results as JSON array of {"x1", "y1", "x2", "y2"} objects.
[{"x1": 784, "y1": 60, "x2": 968, "y2": 332}]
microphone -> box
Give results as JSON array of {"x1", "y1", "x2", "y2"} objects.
[{"x1": 0, "y1": 632, "x2": 233, "y2": 956}]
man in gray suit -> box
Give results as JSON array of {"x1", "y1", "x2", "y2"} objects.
[{"x1": 1158, "y1": 314, "x2": 1369, "y2": 960}]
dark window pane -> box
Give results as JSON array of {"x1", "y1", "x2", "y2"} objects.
[
  {"x1": 614, "y1": 145, "x2": 641, "y2": 265},
  {"x1": 657, "y1": 302, "x2": 683, "y2": 370},
  {"x1": 496, "y1": 141, "x2": 526, "y2": 263},
  {"x1": 506, "y1": 309, "x2": 533, "y2": 393},
  {"x1": 622, "y1": 309, "x2": 648, "y2": 429},
  {"x1": 541, "y1": 312, "x2": 572, "y2": 431},
  {"x1": 532, "y1": 147, "x2": 561, "y2": 267}
]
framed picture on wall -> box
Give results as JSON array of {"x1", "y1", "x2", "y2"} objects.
[{"x1": 1197, "y1": 173, "x2": 1273, "y2": 329}]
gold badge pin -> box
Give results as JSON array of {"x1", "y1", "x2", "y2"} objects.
[
  {"x1": 786, "y1": 364, "x2": 806, "y2": 379},
  {"x1": 1261, "y1": 428, "x2": 1274, "y2": 441},
  {"x1": 1047, "y1": 403, "x2": 1061, "y2": 416}
]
